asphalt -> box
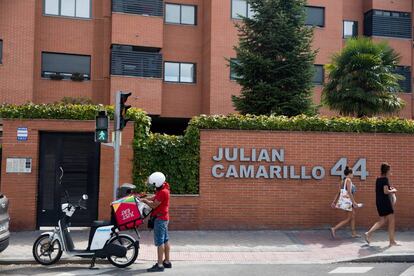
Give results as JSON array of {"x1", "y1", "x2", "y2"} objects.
[
  {"x1": 0, "y1": 263, "x2": 413, "y2": 276},
  {"x1": 0, "y1": 229, "x2": 412, "y2": 265}
]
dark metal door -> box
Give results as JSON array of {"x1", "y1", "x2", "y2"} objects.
[{"x1": 37, "y1": 132, "x2": 100, "y2": 227}]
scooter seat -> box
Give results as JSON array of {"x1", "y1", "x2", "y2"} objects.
[{"x1": 92, "y1": 220, "x2": 112, "y2": 227}]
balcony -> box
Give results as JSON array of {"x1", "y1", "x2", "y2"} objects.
[
  {"x1": 364, "y1": 10, "x2": 412, "y2": 39},
  {"x1": 112, "y1": 0, "x2": 163, "y2": 16},
  {"x1": 111, "y1": 45, "x2": 162, "y2": 78},
  {"x1": 110, "y1": 45, "x2": 163, "y2": 115},
  {"x1": 111, "y1": 12, "x2": 164, "y2": 48}
]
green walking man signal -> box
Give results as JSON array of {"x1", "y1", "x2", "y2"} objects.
[{"x1": 95, "y1": 110, "x2": 109, "y2": 143}]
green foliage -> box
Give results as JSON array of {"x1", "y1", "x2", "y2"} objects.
[
  {"x1": 58, "y1": 97, "x2": 94, "y2": 105},
  {"x1": 188, "y1": 114, "x2": 414, "y2": 134},
  {"x1": 231, "y1": 0, "x2": 317, "y2": 116},
  {"x1": 0, "y1": 103, "x2": 150, "y2": 136},
  {"x1": 322, "y1": 37, "x2": 405, "y2": 117},
  {"x1": 2, "y1": 104, "x2": 414, "y2": 194},
  {"x1": 133, "y1": 133, "x2": 199, "y2": 194}
]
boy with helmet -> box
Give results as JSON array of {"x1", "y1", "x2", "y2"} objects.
[{"x1": 141, "y1": 172, "x2": 171, "y2": 272}]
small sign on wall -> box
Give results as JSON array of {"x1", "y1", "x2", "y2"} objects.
[
  {"x1": 17, "y1": 127, "x2": 28, "y2": 141},
  {"x1": 6, "y1": 158, "x2": 32, "y2": 173}
]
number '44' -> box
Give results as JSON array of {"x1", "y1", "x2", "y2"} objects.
[{"x1": 331, "y1": 158, "x2": 369, "y2": 180}]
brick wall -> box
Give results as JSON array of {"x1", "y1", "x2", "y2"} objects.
[
  {"x1": 2, "y1": 121, "x2": 413, "y2": 231},
  {"x1": 0, "y1": 0, "x2": 36, "y2": 103},
  {"x1": 198, "y1": 130, "x2": 414, "y2": 230},
  {"x1": 0, "y1": 119, "x2": 134, "y2": 231}
]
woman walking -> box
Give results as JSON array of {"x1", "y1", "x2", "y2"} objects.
[
  {"x1": 365, "y1": 163, "x2": 399, "y2": 247},
  {"x1": 330, "y1": 166, "x2": 360, "y2": 239}
]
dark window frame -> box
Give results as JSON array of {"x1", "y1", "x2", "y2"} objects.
[
  {"x1": 373, "y1": 10, "x2": 410, "y2": 18},
  {"x1": 231, "y1": 0, "x2": 253, "y2": 20},
  {"x1": 41, "y1": 52, "x2": 91, "y2": 80},
  {"x1": 164, "y1": 61, "x2": 197, "y2": 84},
  {"x1": 43, "y1": 0, "x2": 92, "y2": 19},
  {"x1": 343, "y1": 20, "x2": 358, "y2": 38},
  {"x1": 394, "y1": 65, "x2": 412, "y2": 93},
  {"x1": 313, "y1": 64, "x2": 324, "y2": 85},
  {"x1": 305, "y1": 6, "x2": 325, "y2": 27},
  {"x1": 230, "y1": 58, "x2": 241, "y2": 80},
  {"x1": 0, "y1": 39, "x2": 3, "y2": 64},
  {"x1": 165, "y1": 3, "x2": 197, "y2": 25}
]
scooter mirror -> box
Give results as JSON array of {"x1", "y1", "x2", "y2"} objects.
[{"x1": 82, "y1": 194, "x2": 88, "y2": 200}]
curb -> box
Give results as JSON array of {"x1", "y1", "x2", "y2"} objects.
[
  {"x1": 0, "y1": 259, "x2": 109, "y2": 266},
  {"x1": 347, "y1": 254, "x2": 414, "y2": 263}
]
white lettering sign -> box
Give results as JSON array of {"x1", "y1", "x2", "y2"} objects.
[{"x1": 211, "y1": 147, "x2": 368, "y2": 181}]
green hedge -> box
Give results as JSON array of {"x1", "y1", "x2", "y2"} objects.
[
  {"x1": 133, "y1": 133, "x2": 199, "y2": 194},
  {"x1": 0, "y1": 103, "x2": 151, "y2": 139},
  {"x1": 187, "y1": 114, "x2": 414, "y2": 133},
  {"x1": 2, "y1": 104, "x2": 414, "y2": 194}
]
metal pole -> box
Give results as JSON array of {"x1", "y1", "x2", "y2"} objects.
[{"x1": 113, "y1": 91, "x2": 121, "y2": 200}]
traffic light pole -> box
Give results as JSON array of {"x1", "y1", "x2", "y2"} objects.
[{"x1": 113, "y1": 91, "x2": 121, "y2": 201}]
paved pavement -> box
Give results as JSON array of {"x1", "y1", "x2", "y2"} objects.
[
  {"x1": 0, "y1": 263, "x2": 413, "y2": 276},
  {"x1": 0, "y1": 229, "x2": 413, "y2": 265}
]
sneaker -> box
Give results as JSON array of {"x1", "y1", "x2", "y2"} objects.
[
  {"x1": 163, "y1": 260, "x2": 172, "y2": 268},
  {"x1": 147, "y1": 263, "x2": 164, "y2": 272}
]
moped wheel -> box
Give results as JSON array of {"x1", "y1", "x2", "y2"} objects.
[
  {"x1": 107, "y1": 234, "x2": 138, "y2": 268},
  {"x1": 32, "y1": 234, "x2": 63, "y2": 265}
]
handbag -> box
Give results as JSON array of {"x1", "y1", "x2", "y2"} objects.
[
  {"x1": 148, "y1": 216, "x2": 156, "y2": 229},
  {"x1": 335, "y1": 181, "x2": 353, "y2": 212}
]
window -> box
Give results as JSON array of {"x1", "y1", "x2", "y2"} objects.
[
  {"x1": 313, "y1": 65, "x2": 324, "y2": 85},
  {"x1": 42, "y1": 52, "x2": 91, "y2": 80},
  {"x1": 111, "y1": 45, "x2": 162, "y2": 78},
  {"x1": 44, "y1": 0, "x2": 91, "y2": 18},
  {"x1": 0, "y1": 40, "x2": 3, "y2": 64},
  {"x1": 394, "y1": 66, "x2": 411, "y2": 93},
  {"x1": 231, "y1": 0, "x2": 254, "y2": 19},
  {"x1": 305, "y1": 6, "x2": 325, "y2": 27},
  {"x1": 343, "y1": 21, "x2": 358, "y2": 38},
  {"x1": 164, "y1": 62, "x2": 196, "y2": 83},
  {"x1": 165, "y1": 3, "x2": 196, "y2": 25},
  {"x1": 364, "y1": 10, "x2": 412, "y2": 39},
  {"x1": 112, "y1": 0, "x2": 163, "y2": 17},
  {"x1": 230, "y1": 59, "x2": 241, "y2": 80}
]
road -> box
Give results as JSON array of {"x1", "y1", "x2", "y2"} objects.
[{"x1": 0, "y1": 262, "x2": 413, "y2": 276}]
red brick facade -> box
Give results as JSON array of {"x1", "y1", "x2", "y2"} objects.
[
  {"x1": 0, "y1": 119, "x2": 133, "y2": 230},
  {"x1": 0, "y1": 0, "x2": 413, "y2": 118},
  {"x1": 2, "y1": 121, "x2": 413, "y2": 230},
  {"x1": 197, "y1": 130, "x2": 414, "y2": 230}
]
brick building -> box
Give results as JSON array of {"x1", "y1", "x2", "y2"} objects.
[{"x1": 1, "y1": 0, "x2": 414, "y2": 131}]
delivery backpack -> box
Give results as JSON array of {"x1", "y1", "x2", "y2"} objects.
[{"x1": 111, "y1": 195, "x2": 151, "y2": 231}]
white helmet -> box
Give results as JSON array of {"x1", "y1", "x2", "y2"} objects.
[{"x1": 148, "y1": 172, "x2": 166, "y2": 188}]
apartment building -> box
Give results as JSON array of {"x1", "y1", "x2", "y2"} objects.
[{"x1": 0, "y1": 0, "x2": 413, "y2": 131}]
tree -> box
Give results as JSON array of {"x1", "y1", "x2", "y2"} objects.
[
  {"x1": 231, "y1": 0, "x2": 317, "y2": 116},
  {"x1": 322, "y1": 38, "x2": 405, "y2": 117}
]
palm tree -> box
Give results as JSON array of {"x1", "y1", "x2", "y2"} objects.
[{"x1": 322, "y1": 38, "x2": 405, "y2": 117}]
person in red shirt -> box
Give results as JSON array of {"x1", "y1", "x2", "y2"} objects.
[{"x1": 141, "y1": 172, "x2": 171, "y2": 272}]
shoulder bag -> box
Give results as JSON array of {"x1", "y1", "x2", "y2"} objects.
[{"x1": 335, "y1": 180, "x2": 353, "y2": 212}]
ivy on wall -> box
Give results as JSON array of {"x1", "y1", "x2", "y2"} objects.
[{"x1": 2, "y1": 104, "x2": 414, "y2": 194}]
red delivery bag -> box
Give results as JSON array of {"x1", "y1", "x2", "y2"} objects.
[{"x1": 111, "y1": 196, "x2": 144, "y2": 231}]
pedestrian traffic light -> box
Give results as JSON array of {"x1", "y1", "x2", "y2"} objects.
[
  {"x1": 118, "y1": 92, "x2": 131, "y2": 131},
  {"x1": 95, "y1": 110, "x2": 109, "y2": 143}
]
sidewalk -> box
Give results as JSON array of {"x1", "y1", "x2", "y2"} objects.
[{"x1": 0, "y1": 229, "x2": 413, "y2": 265}]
